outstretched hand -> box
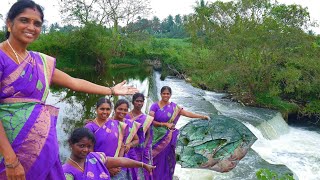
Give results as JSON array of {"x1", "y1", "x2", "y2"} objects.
[
  {"x1": 202, "y1": 115, "x2": 210, "y2": 120},
  {"x1": 144, "y1": 164, "x2": 156, "y2": 174},
  {"x1": 113, "y1": 80, "x2": 139, "y2": 95}
]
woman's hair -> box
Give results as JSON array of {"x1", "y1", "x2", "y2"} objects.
[
  {"x1": 132, "y1": 93, "x2": 145, "y2": 103},
  {"x1": 114, "y1": 99, "x2": 129, "y2": 110},
  {"x1": 68, "y1": 128, "x2": 96, "y2": 145},
  {"x1": 160, "y1": 86, "x2": 172, "y2": 94},
  {"x1": 6, "y1": 0, "x2": 44, "y2": 39},
  {"x1": 96, "y1": 97, "x2": 112, "y2": 109}
]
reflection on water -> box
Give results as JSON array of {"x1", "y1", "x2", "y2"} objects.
[{"x1": 46, "y1": 66, "x2": 152, "y2": 161}]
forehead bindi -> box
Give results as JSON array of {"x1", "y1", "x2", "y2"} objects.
[{"x1": 16, "y1": 8, "x2": 42, "y2": 22}]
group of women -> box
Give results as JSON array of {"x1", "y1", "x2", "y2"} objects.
[
  {"x1": 0, "y1": 1, "x2": 209, "y2": 180},
  {"x1": 63, "y1": 87, "x2": 209, "y2": 180}
]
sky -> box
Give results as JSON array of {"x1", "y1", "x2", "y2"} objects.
[{"x1": 0, "y1": 0, "x2": 319, "y2": 33}]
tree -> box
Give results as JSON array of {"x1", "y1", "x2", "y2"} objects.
[
  {"x1": 59, "y1": 0, "x2": 151, "y2": 33},
  {"x1": 151, "y1": 16, "x2": 161, "y2": 34}
]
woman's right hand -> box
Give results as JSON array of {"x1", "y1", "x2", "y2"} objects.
[
  {"x1": 164, "y1": 123, "x2": 175, "y2": 130},
  {"x1": 143, "y1": 164, "x2": 156, "y2": 174},
  {"x1": 5, "y1": 162, "x2": 26, "y2": 180},
  {"x1": 108, "y1": 167, "x2": 121, "y2": 177}
]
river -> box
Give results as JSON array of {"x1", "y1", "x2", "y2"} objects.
[{"x1": 46, "y1": 68, "x2": 320, "y2": 180}]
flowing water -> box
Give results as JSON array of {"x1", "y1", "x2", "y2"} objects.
[{"x1": 46, "y1": 68, "x2": 320, "y2": 180}]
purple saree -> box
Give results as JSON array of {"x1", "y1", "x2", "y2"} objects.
[
  {"x1": 125, "y1": 113, "x2": 154, "y2": 180},
  {"x1": 150, "y1": 102, "x2": 182, "y2": 180},
  {"x1": 63, "y1": 152, "x2": 111, "y2": 180},
  {"x1": 85, "y1": 118, "x2": 140, "y2": 180},
  {"x1": 85, "y1": 119, "x2": 127, "y2": 157},
  {"x1": 0, "y1": 50, "x2": 64, "y2": 179},
  {"x1": 111, "y1": 118, "x2": 141, "y2": 180}
]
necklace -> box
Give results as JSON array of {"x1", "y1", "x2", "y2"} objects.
[
  {"x1": 94, "y1": 118, "x2": 103, "y2": 127},
  {"x1": 68, "y1": 157, "x2": 84, "y2": 172},
  {"x1": 6, "y1": 40, "x2": 28, "y2": 64},
  {"x1": 130, "y1": 111, "x2": 141, "y2": 119}
]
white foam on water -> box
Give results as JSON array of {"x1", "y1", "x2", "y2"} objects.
[{"x1": 247, "y1": 123, "x2": 320, "y2": 180}]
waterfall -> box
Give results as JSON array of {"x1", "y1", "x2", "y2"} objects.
[
  {"x1": 149, "y1": 71, "x2": 320, "y2": 180},
  {"x1": 256, "y1": 112, "x2": 289, "y2": 139}
]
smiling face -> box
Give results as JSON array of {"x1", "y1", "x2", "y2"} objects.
[
  {"x1": 160, "y1": 89, "x2": 171, "y2": 102},
  {"x1": 114, "y1": 103, "x2": 128, "y2": 121},
  {"x1": 133, "y1": 96, "x2": 144, "y2": 111},
  {"x1": 7, "y1": 8, "x2": 42, "y2": 45},
  {"x1": 96, "y1": 103, "x2": 111, "y2": 121},
  {"x1": 70, "y1": 137, "x2": 94, "y2": 160}
]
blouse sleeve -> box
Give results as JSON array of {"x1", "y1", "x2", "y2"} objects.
[
  {"x1": 149, "y1": 103, "x2": 159, "y2": 113},
  {"x1": 84, "y1": 123, "x2": 96, "y2": 133}
]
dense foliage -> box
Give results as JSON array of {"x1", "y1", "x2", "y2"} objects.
[
  {"x1": 168, "y1": 0, "x2": 320, "y2": 117},
  {"x1": 1, "y1": 0, "x2": 319, "y2": 119}
]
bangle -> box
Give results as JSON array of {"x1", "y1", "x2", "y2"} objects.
[
  {"x1": 160, "y1": 122, "x2": 163, "y2": 127},
  {"x1": 4, "y1": 157, "x2": 20, "y2": 168},
  {"x1": 108, "y1": 87, "x2": 115, "y2": 96},
  {"x1": 141, "y1": 162, "x2": 143, "y2": 168}
]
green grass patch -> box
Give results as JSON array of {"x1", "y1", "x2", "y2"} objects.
[{"x1": 255, "y1": 93, "x2": 299, "y2": 114}]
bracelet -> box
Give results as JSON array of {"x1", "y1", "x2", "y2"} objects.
[
  {"x1": 4, "y1": 157, "x2": 20, "y2": 168},
  {"x1": 141, "y1": 162, "x2": 143, "y2": 168},
  {"x1": 108, "y1": 87, "x2": 115, "y2": 96}
]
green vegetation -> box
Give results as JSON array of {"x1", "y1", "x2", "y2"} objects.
[
  {"x1": 256, "y1": 168, "x2": 294, "y2": 180},
  {"x1": 1, "y1": 0, "x2": 319, "y2": 120}
]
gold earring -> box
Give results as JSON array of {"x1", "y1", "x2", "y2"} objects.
[{"x1": 8, "y1": 28, "x2": 11, "y2": 32}]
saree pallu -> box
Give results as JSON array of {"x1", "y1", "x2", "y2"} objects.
[
  {"x1": 63, "y1": 152, "x2": 111, "y2": 180},
  {"x1": 150, "y1": 102, "x2": 182, "y2": 180},
  {"x1": 0, "y1": 51, "x2": 64, "y2": 179},
  {"x1": 112, "y1": 119, "x2": 141, "y2": 180},
  {"x1": 85, "y1": 119, "x2": 127, "y2": 157},
  {"x1": 125, "y1": 114, "x2": 154, "y2": 180}
]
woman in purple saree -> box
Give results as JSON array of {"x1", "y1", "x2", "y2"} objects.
[
  {"x1": 125, "y1": 93, "x2": 153, "y2": 180},
  {"x1": 63, "y1": 128, "x2": 155, "y2": 180},
  {"x1": 85, "y1": 99, "x2": 141, "y2": 179},
  {"x1": 111, "y1": 99, "x2": 141, "y2": 180},
  {"x1": 0, "y1": 1, "x2": 138, "y2": 179},
  {"x1": 85, "y1": 98, "x2": 127, "y2": 158},
  {"x1": 149, "y1": 86, "x2": 209, "y2": 180}
]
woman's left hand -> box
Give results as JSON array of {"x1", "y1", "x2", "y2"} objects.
[
  {"x1": 113, "y1": 80, "x2": 138, "y2": 95},
  {"x1": 144, "y1": 164, "x2": 156, "y2": 174}
]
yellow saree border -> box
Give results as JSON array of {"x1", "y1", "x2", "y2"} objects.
[
  {"x1": 114, "y1": 121, "x2": 127, "y2": 157},
  {"x1": 125, "y1": 120, "x2": 141, "y2": 144},
  {"x1": 143, "y1": 115, "x2": 154, "y2": 135}
]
